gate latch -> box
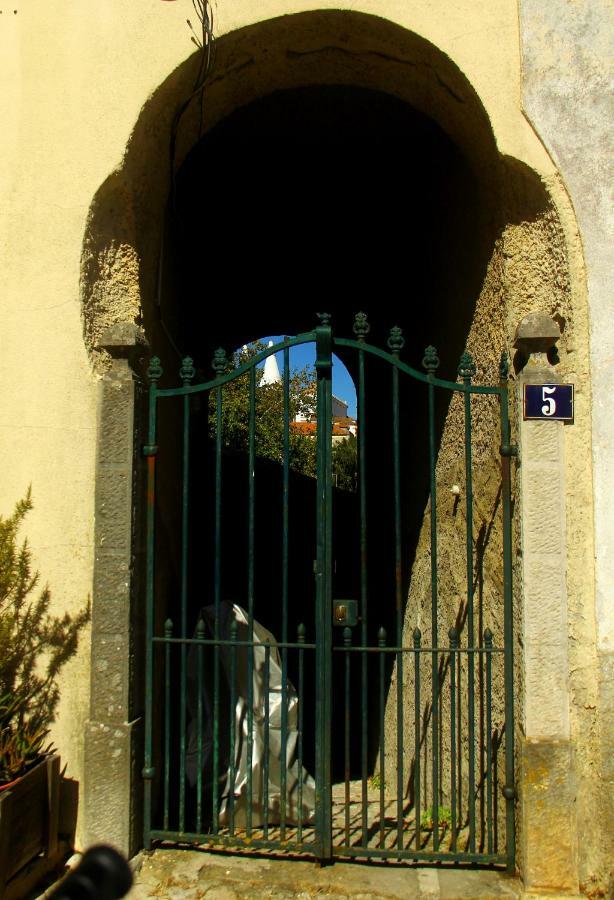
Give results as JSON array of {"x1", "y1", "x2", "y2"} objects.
[{"x1": 333, "y1": 599, "x2": 357, "y2": 627}]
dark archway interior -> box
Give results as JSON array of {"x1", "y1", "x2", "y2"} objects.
[
  {"x1": 152, "y1": 84, "x2": 500, "y2": 822},
  {"x1": 164, "y1": 83, "x2": 492, "y2": 367}
]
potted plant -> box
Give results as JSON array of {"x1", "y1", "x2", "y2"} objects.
[{"x1": 0, "y1": 489, "x2": 89, "y2": 899}]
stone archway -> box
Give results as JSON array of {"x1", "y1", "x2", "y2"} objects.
[{"x1": 81, "y1": 10, "x2": 577, "y2": 868}]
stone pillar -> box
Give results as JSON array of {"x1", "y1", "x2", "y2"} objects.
[
  {"x1": 84, "y1": 323, "x2": 148, "y2": 856},
  {"x1": 515, "y1": 313, "x2": 579, "y2": 894}
]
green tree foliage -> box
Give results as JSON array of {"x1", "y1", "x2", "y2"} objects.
[
  {"x1": 210, "y1": 341, "x2": 318, "y2": 478},
  {"x1": 0, "y1": 489, "x2": 90, "y2": 782},
  {"x1": 333, "y1": 433, "x2": 358, "y2": 493},
  {"x1": 210, "y1": 341, "x2": 358, "y2": 491}
]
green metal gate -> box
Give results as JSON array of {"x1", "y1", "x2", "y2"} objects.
[{"x1": 142, "y1": 313, "x2": 516, "y2": 870}]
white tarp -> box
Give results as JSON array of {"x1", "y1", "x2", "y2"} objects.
[
  {"x1": 219, "y1": 605, "x2": 315, "y2": 827},
  {"x1": 187, "y1": 603, "x2": 315, "y2": 828}
]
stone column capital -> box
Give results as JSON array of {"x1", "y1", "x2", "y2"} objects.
[
  {"x1": 97, "y1": 323, "x2": 149, "y2": 375},
  {"x1": 514, "y1": 312, "x2": 561, "y2": 380}
]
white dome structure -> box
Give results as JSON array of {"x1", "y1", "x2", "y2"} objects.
[{"x1": 261, "y1": 340, "x2": 282, "y2": 385}]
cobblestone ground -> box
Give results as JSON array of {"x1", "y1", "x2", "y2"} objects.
[{"x1": 127, "y1": 849, "x2": 523, "y2": 900}]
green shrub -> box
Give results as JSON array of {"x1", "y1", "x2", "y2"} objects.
[
  {"x1": 0, "y1": 489, "x2": 90, "y2": 784},
  {"x1": 420, "y1": 805, "x2": 452, "y2": 830}
]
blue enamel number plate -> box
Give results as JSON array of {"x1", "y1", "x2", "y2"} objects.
[{"x1": 523, "y1": 383, "x2": 574, "y2": 422}]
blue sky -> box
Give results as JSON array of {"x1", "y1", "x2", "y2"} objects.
[{"x1": 260, "y1": 335, "x2": 357, "y2": 418}]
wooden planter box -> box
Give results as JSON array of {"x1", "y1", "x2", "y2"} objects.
[{"x1": 0, "y1": 753, "x2": 62, "y2": 899}]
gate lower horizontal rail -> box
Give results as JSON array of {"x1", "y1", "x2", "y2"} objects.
[
  {"x1": 152, "y1": 636, "x2": 317, "y2": 649},
  {"x1": 322, "y1": 846, "x2": 507, "y2": 865},
  {"x1": 149, "y1": 830, "x2": 506, "y2": 866},
  {"x1": 149, "y1": 830, "x2": 318, "y2": 852},
  {"x1": 152, "y1": 636, "x2": 503, "y2": 654}
]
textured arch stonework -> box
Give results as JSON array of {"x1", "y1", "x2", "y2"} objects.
[{"x1": 80, "y1": 10, "x2": 503, "y2": 370}]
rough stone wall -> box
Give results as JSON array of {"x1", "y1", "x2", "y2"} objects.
[
  {"x1": 502, "y1": 170, "x2": 573, "y2": 346},
  {"x1": 81, "y1": 231, "x2": 143, "y2": 372},
  {"x1": 383, "y1": 162, "x2": 576, "y2": 860},
  {"x1": 383, "y1": 238, "x2": 508, "y2": 842}
]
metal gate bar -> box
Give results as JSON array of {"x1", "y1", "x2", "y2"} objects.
[
  {"x1": 280, "y1": 344, "x2": 290, "y2": 841},
  {"x1": 391, "y1": 339, "x2": 404, "y2": 854},
  {"x1": 315, "y1": 315, "x2": 333, "y2": 860}
]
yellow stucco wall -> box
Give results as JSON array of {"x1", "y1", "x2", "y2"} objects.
[{"x1": 0, "y1": 0, "x2": 592, "y2": 862}]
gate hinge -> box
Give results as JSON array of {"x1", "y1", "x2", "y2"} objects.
[{"x1": 500, "y1": 444, "x2": 518, "y2": 458}]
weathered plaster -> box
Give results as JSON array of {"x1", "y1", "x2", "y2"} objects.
[
  {"x1": 520, "y1": 0, "x2": 614, "y2": 652},
  {"x1": 520, "y1": 2, "x2": 612, "y2": 893}
]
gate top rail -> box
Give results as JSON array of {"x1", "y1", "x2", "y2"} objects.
[
  {"x1": 150, "y1": 323, "x2": 506, "y2": 398},
  {"x1": 333, "y1": 336, "x2": 503, "y2": 395},
  {"x1": 155, "y1": 331, "x2": 317, "y2": 397}
]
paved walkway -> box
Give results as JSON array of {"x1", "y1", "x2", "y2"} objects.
[{"x1": 127, "y1": 849, "x2": 524, "y2": 900}]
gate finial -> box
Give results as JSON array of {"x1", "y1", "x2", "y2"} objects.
[
  {"x1": 147, "y1": 356, "x2": 163, "y2": 384},
  {"x1": 422, "y1": 345, "x2": 440, "y2": 373},
  {"x1": 353, "y1": 311, "x2": 370, "y2": 342},
  {"x1": 212, "y1": 347, "x2": 228, "y2": 375},
  {"x1": 316, "y1": 312, "x2": 331, "y2": 327},
  {"x1": 180, "y1": 355, "x2": 195, "y2": 385},
  {"x1": 387, "y1": 325, "x2": 405, "y2": 355},
  {"x1": 458, "y1": 349, "x2": 476, "y2": 381}
]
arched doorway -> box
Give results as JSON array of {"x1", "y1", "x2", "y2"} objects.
[{"x1": 83, "y1": 9, "x2": 574, "y2": 869}]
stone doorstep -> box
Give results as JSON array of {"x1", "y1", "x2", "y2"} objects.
[
  {"x1": 34, "y1": 850, "x2": 587, "y2": 898},
  {"x1": 127, "y1": 848, "x2": 525, "y2": 899}
]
